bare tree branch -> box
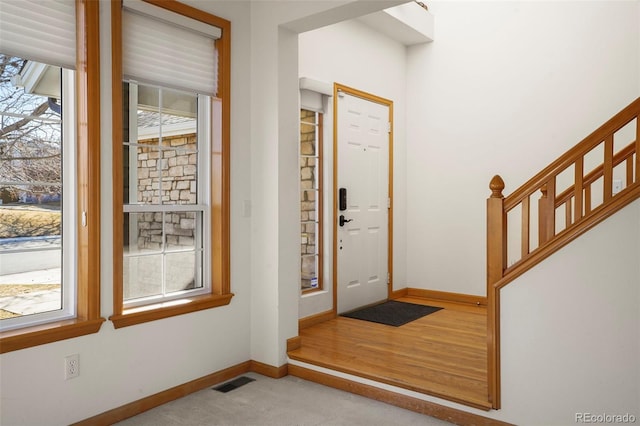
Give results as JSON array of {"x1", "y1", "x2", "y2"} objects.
[
  {"x1": 0, "y1": 153, "x2": 60, "y2": 161},
  {"x1": 0, "y1": 101, "x2": 49, "y2": 138},
  {"x1": 1, "y1": 54, "x2": 62, "y2": 201}
]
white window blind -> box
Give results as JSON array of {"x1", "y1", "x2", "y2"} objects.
[
  {"x1": 300, "y1": 90, "x2": 324, "y2": 113},
  {"x1": 122, "y1": 0, "x2": 220, "y2": 96},
  {"x1": 0, "y1": 0, "x2": 76, "y2": 69},
  {"x1": 299, "y1": 77, "x2": 332, "y2": 113}
]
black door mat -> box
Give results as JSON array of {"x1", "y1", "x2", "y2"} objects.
[
  {"x1": 341, "y1": 300, "x2": 442, "y2": 327},
  {"x1": 213, "y1": 376, "x2": 255, "y2": 393}
]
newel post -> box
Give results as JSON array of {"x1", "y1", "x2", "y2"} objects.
[
  {"x1": 486, "y1": 174, "x2": 506, "y2": 408},
  {"x1": 487, "y1": 175, "x2": 506, "y2": 287}
]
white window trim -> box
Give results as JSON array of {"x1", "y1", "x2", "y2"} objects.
[
  {"x1": 0, "y1": 68, "x2": 76, "y2": 332},
  {"x1": 122, "y1": 83, "x2": 211, "y2": 309}
]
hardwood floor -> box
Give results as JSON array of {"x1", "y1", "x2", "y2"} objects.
[{"x1": 287, "y1": 296, "x2": 491, "y2": 410}]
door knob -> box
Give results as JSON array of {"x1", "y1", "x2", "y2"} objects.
[{"x1": 339, "y1": 215, "x2": 353, "y2": 227}]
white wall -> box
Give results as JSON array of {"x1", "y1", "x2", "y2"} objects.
[
  {"x1": 498, "y1": 199, "x2": 640, "y2": 425},
  {"x1": 247, "y1": 0, "x2": 287, "y2": 370},
  {"x1": 399, "y1": 2, "x2": 640, "y2": 423},
  {"x1": 297, "y1": 19, "x2": 408, "y2": 318},
  {"x1": 406, "y1": 0, "x2": 640, "y2": 296},
  {"x1": 247, "y1": 1, "x2": 307, "y2": 367},
  {"x1": 247, "y1": 0, "x2": 405, "y2": 367}
]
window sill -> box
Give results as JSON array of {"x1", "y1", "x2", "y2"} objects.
[
  {"x1": 302, "y1": 287, "x2": 326, "y2": 296},
  {"x1": 110, "y1": 293, "x2": 234, "y2": 329},
  {"x1": 0, "y1": 317, "x2": 105, "y2": 354}
]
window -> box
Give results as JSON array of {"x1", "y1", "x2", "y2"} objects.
[
  {"x1": 0, "y1": 57, "x2": 74, "y2": 329},
  {"x1": 0, "y1": 0, "x2": 102, "y2": 353},
  {"x1": 122, "y1": 83, "x2": 209, "y2": 306},
  {"x1": 110, "y1": 0, "x2": 231, "y2": 328},
  {"x1": 300, "y1": 109, "x2": 323, "y2": 291}
]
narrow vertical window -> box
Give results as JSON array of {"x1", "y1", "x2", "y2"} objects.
[{"x1": 300, "y1": 109, "x2": 323, "y2": 291}]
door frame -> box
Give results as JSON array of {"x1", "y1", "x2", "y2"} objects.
[{"x1": 332, "y1": 83, "x2": 394, "y2": 314}]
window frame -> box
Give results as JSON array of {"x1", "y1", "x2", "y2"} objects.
[
  {"x1": 0, "y1": 0, "x2": 103, "y2": 354},
  {"x1": 110, "y1": 0, "x2": 232, "y2": 329},
  {"x1": 300, "y1": 109, "x2": 324, "y2": 293}
]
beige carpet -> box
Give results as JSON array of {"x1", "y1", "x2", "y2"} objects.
[{"x1": 115, "y1": 372, "x2": 454, "y2": 426}]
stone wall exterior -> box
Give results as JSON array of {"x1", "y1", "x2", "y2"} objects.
[{"x1": 135, "y1": 133, "x2": 198, "y2": 251}]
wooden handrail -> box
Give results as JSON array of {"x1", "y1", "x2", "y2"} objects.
[
  {"x1": 497, "y1": 182, "x2": 640, "y2": 290},
  {"x1": 503, "y1": 97, "x2": 640, "y2": 211},
  {"x1": 555, "y1": 141, "x2": 636, "y2": 207},
  {"x1": 485, "y1": 97, "x2": 640, "y2": 410}
]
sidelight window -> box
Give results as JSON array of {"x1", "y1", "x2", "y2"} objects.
[{"x1": 300, "y1": 109, "x2": 323, "y2": 292}]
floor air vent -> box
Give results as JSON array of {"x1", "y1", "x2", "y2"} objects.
[{"x1": 213, "y1": 376, "x2": 256, "y2": 393}]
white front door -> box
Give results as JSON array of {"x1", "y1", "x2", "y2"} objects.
[{"x1": 336, "y1": 88, "x2": 391, "y2": 314}]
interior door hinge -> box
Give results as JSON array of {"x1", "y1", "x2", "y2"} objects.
[
  {"x1": 387, "y1": 122, "x2": 392, "y2": 133},
  {"x1": 387, "y1": 272, "x2": 391, "y2": 284},
  {"x1": 387, "y1": 198, "x2": 391, "y2": 209}
]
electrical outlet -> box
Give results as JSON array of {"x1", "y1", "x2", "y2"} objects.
[{"x1": 65, "y1": 354, "x2": 79, "y2": 380}]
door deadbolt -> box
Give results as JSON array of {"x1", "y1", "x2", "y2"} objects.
[
  {"x1": 339, "y1": 188, "x2": 347, "y2": 211},
  {"x1": 339, "y1": 215, "x2": 353, "y2": 227}
]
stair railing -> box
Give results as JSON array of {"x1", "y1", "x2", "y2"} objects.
[{"x1": 486, "y1": 97, "x2": 640, "y2": 409}]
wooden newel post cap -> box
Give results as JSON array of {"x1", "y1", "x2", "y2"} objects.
[{"x1": 489, "y1": 175, "x2": 505, "y2": 198}]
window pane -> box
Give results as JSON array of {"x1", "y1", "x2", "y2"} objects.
[
  {"x1": 124, "y1": 82, "x2": 199, "y2": 207},
  {"x1": 301, "y1": 190, "x2": 317, "y2": 223},
  {"x1": 122, "y1": 79, "x2": 208, "y2": 307},
  {"x1": 124, "y1": 212, "x2": 163, "y2": 254},
  {"x1": 301, "y1": 255, "x2": 318, "y2": 290},
  {"x1": 299, "y1": 109, "x2": 322, "y2": 291},
  {"x1": 123, "y1": 254, "x2": 163, "y2": 300},
  {"x1": 301, "y1": 219, "x2": 318, "y2": 256},
  {"x1": 123, "y1": 211, "x2": 203, "y2": 302},
  {"x1": 300, "y1": 109, "x2": 316, "y2": 124},
  {"x1": 160, "y1": 147, "x2": 197, "y2": 205},
  {"x1": 164, "y1": 211, "x2": 201, "y2": 250},
  {"x1": 300, "y1": 157, "x2": 317, "y2": 190},
  {"x1": 300, "y1": 127, "x2": 317, "y2": 156},
  {"x1": 165, "y1": 251, "x2": 201, "y2": 293},
  {"x1": 0, "y1": 54, "x2": 64, "y2": 321},
  {"x1": 136, "y1": 145, "x2": 161, "y2": 205},
  {"x1": 164, "y1": 212, "x2": 202, "y2": 293},
  {"x1": 123, "y1": 211, "x2": 164, "y2": 301}
]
